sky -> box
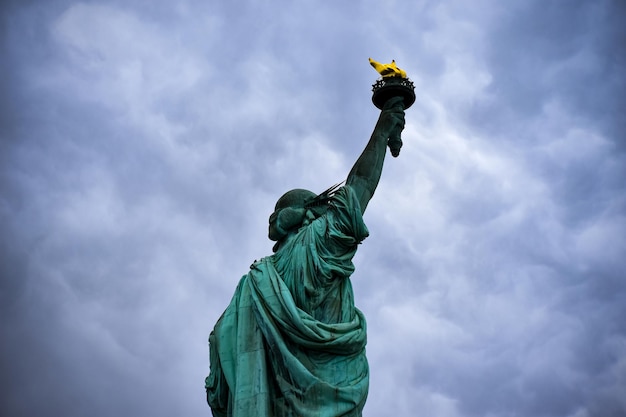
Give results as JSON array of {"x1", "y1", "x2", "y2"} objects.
[{"x1": 1, "y1": 1, "x2": 625, "y2": 416}]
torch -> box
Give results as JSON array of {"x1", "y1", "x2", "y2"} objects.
[{"x1": 369, "y1": 58, "x2": 415, "y2": 157}]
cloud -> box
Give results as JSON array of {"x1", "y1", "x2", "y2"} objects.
[{"x1": 1, "y1": 1, "x2": 625, "y2": 416}]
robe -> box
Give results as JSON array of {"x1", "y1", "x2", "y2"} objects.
[{"x1": 206, "y1": 185, "x2": 370, "y2": 417}]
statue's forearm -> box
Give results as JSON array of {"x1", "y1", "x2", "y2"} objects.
[
  {"x1": 346, "y1": 128, "x2": 388, "y2": 213},
  {"x1": 346, "y1": 98, "x2": 405, "y2": 213}
]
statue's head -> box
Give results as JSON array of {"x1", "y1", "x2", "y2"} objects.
[
  {"x1": 274, "y1": 189, "x2": 317, "y2": 212},
  {"x1": 268, "y1": 189, "x2": 317, "y2": 244}
]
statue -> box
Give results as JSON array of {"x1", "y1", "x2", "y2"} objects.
[{"x1": 206, "y1": 59, "x2": 413, "y2": 417}]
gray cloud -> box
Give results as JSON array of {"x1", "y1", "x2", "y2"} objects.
[{"x1": 1, "y1": 1, "x2": 625, "y2": 416}]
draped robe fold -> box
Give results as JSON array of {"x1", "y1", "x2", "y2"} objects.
[{"x1": 206, "y1": 186, "x2": 370, "y2": 417}]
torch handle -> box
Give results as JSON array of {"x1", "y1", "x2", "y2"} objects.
[
  {"x1": 387, "y1": 100, "x2": 405, "y2": 157},
  {"x1": 388, "y1": 126, "x2": 403, "y2": 157}
]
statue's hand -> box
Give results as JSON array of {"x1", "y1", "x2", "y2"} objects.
[
  {"x1": 378, "y1": 97, "x2": 405, "y2": 156},
  {"x1": 383, "y1": 95, "x2": 405, "y2": 111}
]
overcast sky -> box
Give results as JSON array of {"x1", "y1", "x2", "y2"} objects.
[{"x1": 1, "y1": 1, "x2": 625, "y2": 416}]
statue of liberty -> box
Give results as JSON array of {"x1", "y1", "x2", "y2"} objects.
[{"x1": 206, "y1": 60, "x2": 411, "y2": 417}]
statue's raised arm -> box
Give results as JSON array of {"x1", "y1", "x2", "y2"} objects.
[{"x1": 346, "y1": 96, "x2": 405, "y2": 214}]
